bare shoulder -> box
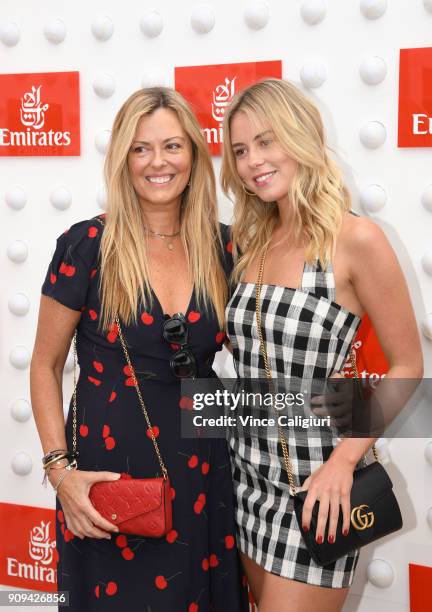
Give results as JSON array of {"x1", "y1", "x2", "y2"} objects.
[{"x1": 338, "y1": 212, "x2": 390, "y2": 256}]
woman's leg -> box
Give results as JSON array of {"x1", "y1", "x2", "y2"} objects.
[{"x1": 240, "y1": 552, "x2": 266, "y2": 603}]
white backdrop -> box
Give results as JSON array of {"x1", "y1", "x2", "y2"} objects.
[{"x1": 1, "y1": 1, "x2": 432, "y2": 610}]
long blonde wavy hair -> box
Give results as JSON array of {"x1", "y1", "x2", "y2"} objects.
[
  {"x1": 220, "y1": 78, "x2": 350, "y2": 282},
  {"x1": 99, "y1": 87, "x2": 227, "y2": 331}
]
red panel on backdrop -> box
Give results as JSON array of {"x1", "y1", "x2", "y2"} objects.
[
  {"x1": 0, "y1": 71, "x2": 80, "y2": 156},
  {"x1": 409, "y1": 563, "x2": 432, "y2": 611},
  {"x1": 398, "y1": 47, "x2": 432, "y2": 148},
  {"x1": 0, "y1": 502, "x2": 57, "y2": 591},
  {"x1": 175, "y1": 60, "x2": 282, "y2": 155},
  {"x1": 342, "y1": 314, "x2": 389, "y2": 379}
]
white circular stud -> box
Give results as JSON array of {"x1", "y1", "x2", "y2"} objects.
[
  {"x1": 140, "y1": 11, "x2": 163, "y2": 38},
  {"x1": 360, "y1": 0, "x2": 387, "y2": 19},
  {"x1": 422, "y1": 314, "x2": 432, "y2": 340},
  {"x1": 359, "y1": 121, "x2": 387, "y2": 149},
  {"x1": 96, "y1": 187, "x2": 107, "y2": 210},
  {"x1": 300, "y1": 60, "x2": 327, "y2": 88},
  {"x1": 421, "y1": 250, "x2": 432, "y2": 276},
  {"x1": 93, "y1": 73, "x2": 115, "y2": 99},
  {"x1": 425, "y1": 0, "x2": 432, "y2": 13},
  {"x1": 11, "y1": 399, "x2": 32, "y2": 423},
  {"x1": 44, "y1": 19, "x2": 66, "y2": 44},
  {"x1": 91, "y1": 15, "x2": 114, "y2": 41},
  {"x1": 244, "y1": 1, "x2": 270, "y2": 30},
  {"x1": 427, "y1": 507, "x2": 432, "y2": 529},
  {"x1": 191, "y1": 4, "x2": 215, "y2": 34},
  {"x1": 421, "y1": 185, "x2": 432, "y2": 212},
  {"x1": 0, "y1": 22, "x2": 20, "y2": 47},
  {"x1": 5, "y1": 187, "x2": 27, "y2": 210},
  {"x1": 7, "y1": 240, "x2": 28, "y2": 263},
  {"x1": 141, "y1": 69, "x2": 169, "y2": 88},
  {"x1": 64, "y1": 352, "x2": 75, "y2": 374},
  {"x1": 10, "y1": 346, "x2": 31, "y2": 370},
  {"x1": 95, "y1": 130, "x2": 111, "y2": 155},
  {"x1": 300, "y1": 0, "x2": 327, "y2": 25},
  {"x1": 366, "y1": 559, "x2": 395, "y2": 588},
  {"x1": 8, "y1": 293, "x2": 30, "y2": 316},
  {"x1": 360, "y1": 184, "x2": 387, "y2": 213},
  {"x1": 11, "y1": 452, "x2": 33, "y2": 476},
  {"x1": 359, "y1": 56, "x2": 387, "y2": 85},
  {"x1": 50, "y1": 186, "x2": 72, "y2": 211},
  {"x1": 425, "y1": 441, "x2": 432, "y2": 464}
]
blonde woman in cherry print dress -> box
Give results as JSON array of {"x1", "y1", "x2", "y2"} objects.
[
  {"x1": 220, "y1": 79, "x2": 422, "y2": 612},
  {"x1": 31, "y1": 88, "x2": 248, "y2": 612}
]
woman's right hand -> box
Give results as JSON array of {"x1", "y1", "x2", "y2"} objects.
[{"x1": 49, "y1": 469, "x2": 121, "y2": 540}]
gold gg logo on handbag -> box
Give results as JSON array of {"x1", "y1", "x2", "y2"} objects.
[{"x1": 351, "y1": 504, "x2": 375, "y2": 530}]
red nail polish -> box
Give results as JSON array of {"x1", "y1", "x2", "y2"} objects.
[
  {"x1": 316, "y1": 535, "x2": 323, "y2": 544},
  {"x1": 302, "y1": 525, "x2": 309, "y2": 533},
  {"x1": 343, "y1": 529, "x2": 349, "y2": 536},
  {"x1": 328, "y1": 535, "x2": 335, "y2": 544}
]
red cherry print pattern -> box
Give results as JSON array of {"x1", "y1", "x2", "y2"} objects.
[
  {"x1": 121, "y1": 547, "x2": 134, "y2": 561},
  {"x1": 50, "y1": 273, "x2": 57, "y2": 284},
  {"x1": 59, "y1": 262, "x2": 67, "y2": 274},
  {"x1": 179, "y1": 396, "x2": 194, "y2": 410},
  {"x1": 170, "y1": 343, "x2": 180, "y2": 351},
  {"x1": 107, "y1": 323, "x2": 119, "y2": 344},
  {"x1": 90, "y1": 269, "x2": 97, "y2": 279},
  {"x1": 64, "y1": 529, "x2": 74, "y2": 542},
  {"x1": 189, "y1": 604, "x2": 199, "y2": 612},
  {"x1": 201, "y1": 558, "x2": 209, "y2": 572},
  {"x1": 89, "y1": 309, "x2": 98, "y2": 321},
  {"x1": 88, "y1": 226, "x2": 99, "y2": 238},
  {"x1": 88, "y1": 376, "x2": 102, "y2": 387},
  {"x1": 60, "y1": 524, "x2": 65, "y2": 535},
  {"x1": 105, "y1": 581, "x2": 118, "y2": 596},
  {"x1": 141, "y1": 312, "x2": 154, "y2": 325},
  {"x1": 123, "y1": 365, "x2": 134, "y2": 377},
  {"x1": 155, "y1": 575, "x2": 167, "y2": 590},
  {"x1": 105, "y1": 436, "x2": 116, "y2": 450},
  {"x1": 209, "y1": 554, "x2": 219, "y2": 568},
  {"x1": 201, "y1": 462, "x2": 210, "y2": 475},
  {"x1": 95, "y1": 585, "x2": 100, "y2": 598},
  {"x1": 57, "y1": 510, "x2": 65, "y2": 523},
  {"x1": 65, "y1": 265, "x2": 76, "y2": 277},
  {"x1": 215, "y1": 331, "x2": 226, "y2": 344},
  {"x1": 109, "y1": 391, "x2": 117, "y2": 403},
  {"x1": 188, "y1": 311, "x2": 201, "y2": 324},
  {"x1": 188, "y1": 455, "x2": 198, "y2": 469},
  {"x1": 226, "y1": 241, "x2": 233, "y2": 253},
  {"x1": 79, "y1": 424, "x2": 89, "y2": 437},
  {"x1": 125, "y1": 377, "x2": 137, "y2": 387},
  {"x1": 102, "y1": 424, "x2": 110, "y2": 439},
  {"x1": 116, "y1": 534, "x2": 127, "y2": 548},
  {"x1": 194, "y1": 493, "x2": 206, "y2": 515},
  {"x1": 93, "y1": 360, "x2": 104, "y2": 373},
  {"x1": 146, "y1": 426, "x2": 160, "y2": 439},
  {"x1": 166, "y1": 529, "x2": 178, "y2": 544},
  {"x1": 224, "y1": 535, "x2": 235, "y2": 550},
  {"x1": 169, "y1": 487, "x2": 176, "y2": 501}
]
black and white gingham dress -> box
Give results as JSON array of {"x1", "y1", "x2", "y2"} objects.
[{"x1": 226, "y1": 258, "x2": 362, "y2": 588}]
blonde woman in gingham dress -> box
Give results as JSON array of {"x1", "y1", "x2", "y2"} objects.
[{"x1": 220, "y1": 79, "x2": 422, "y2": 612}]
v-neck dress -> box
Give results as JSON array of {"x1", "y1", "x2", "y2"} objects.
[
  {"x1": 225, "y1": 255, "x2": 362, "y2": 589},
  {"x1": 41, "y1": 215, "x2": 248, "y2": 611}
]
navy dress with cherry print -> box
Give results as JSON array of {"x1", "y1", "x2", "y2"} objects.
[{"x1": 41, "y1": 215, "x2": 248, "y2": 612}]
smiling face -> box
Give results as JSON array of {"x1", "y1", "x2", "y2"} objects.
[
  {"x1": 127, "y1": 107, "x2": 193, "y2": 209},
  {"x1": 230, "y1": 110, "x2": 298, "y2": 204}
]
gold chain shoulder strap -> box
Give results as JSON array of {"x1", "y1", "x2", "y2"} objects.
[
  {"x1": 254, "y1": 247, "x2": 377, "y2": 497},
  {"x1": 71, "y1": 215, "x2": 168, "y2": 479}
]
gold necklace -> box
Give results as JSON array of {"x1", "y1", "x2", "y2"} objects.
[{"x1": 146, "y1": 227, "x2": 180, "y2": 251}]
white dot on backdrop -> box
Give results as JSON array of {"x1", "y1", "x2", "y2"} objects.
[
  {"x1": 360, "y1": 0, "x2": 387, "y2": 19},
  {"x1": 360, "y1": 184, "x2": 387, "y2": 212},
  {"x1": 359, "y1": 121, "x2": 386, "y2": 149},
  {"x1": 425, "y1": 440, "x2": 432, "y2": 464},
  {"x1": 422, "y1": 314, "x2": 432, "y2": 340},
  {"x1": 421, "y1": 250, "x2": 432, "y2": 276},
  {"x1": 300, "y1": 60, "x2": 327, "y2": 88},
  {"x1": 10, "y1": 346, "x2": 31, "y2": 370},
  {"x1": 91, "y1": 15, "x2": 114, "y2": 41},
  {"x1": 43, "y1": 19, "x2": 67, "y2": 44},
  {"x1": 93, "y1": 73, "x2": 115, "y2": 98},
  {"x1": 95, "y1": 130, "x2": 111, "y2": 154},
  {"x1": 50, "y1": 186, "x2": 71, "y2": 210},
  {"x1": 0, "y1": 22, "x2": 20, "y2": 46},
  {"x1": 96, "y1": 187, "x2": 107, "y2": 210},
  {"x1": 300, "y1": 0, "x2": 327, "y2": 25},
  {"x1": 367, "y1": 559, "x2": 394, "y2": 588},
  {"x1": 359, "y1": 56, "x2": 387, "y2": 85},
  {"x1": 141, "y1": 69, "x2": 170, "y2": 88},
  {"x1": 191, "y1": 4, "x2": 215, "y2": 34},
  {"x1": 11, "y1": 399, "x2": 32, "y2": 423},
  {"x1": 244, "y1": 1, "x2": 270, "y2": 30},
  {"x1": 425, "y1": 0, "x2": 432, "y2": 13},
  {"x1": 421, "y1": 185, "x2": 432, "y2": 211},
  {"x1": 140, "y1": 11, "x2": 163, "y2": 38},
  {"x1": 8, "y1": 293, "x2": 30, "y2": 316},
  {"x1": 5, "y1": 187, "x2": 27, "y2": 210},
  {"x1": 7, "y1": 240, "x2": 28, "y2": 263},
  {"x1": 11, "y1": 452, "x2": 33, "y2": 476}
]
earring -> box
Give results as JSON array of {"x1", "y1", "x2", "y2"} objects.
[{"x1": 242, "y1": 182, "x2": 255, "y2": 197}]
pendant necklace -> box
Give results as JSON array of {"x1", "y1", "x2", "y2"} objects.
[{"x1": 146, "y1": 227, "x2": 181, "y2": 251}]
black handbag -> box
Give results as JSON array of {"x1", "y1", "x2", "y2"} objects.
[{"x1": 255, "y1": 246, "x2": 403, "y2": 566}]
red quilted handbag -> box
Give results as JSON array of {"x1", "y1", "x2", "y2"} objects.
[
  {"x1": 72, "y1": 312, "x2": 172, "y2": 537},
  {"x1": 89, "y1": 474, "x2": 172, "y2": 536}
]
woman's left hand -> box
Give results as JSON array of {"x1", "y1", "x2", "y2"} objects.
[{"x1": 300, "y1": 455, "x2": 355, "y2": 544}]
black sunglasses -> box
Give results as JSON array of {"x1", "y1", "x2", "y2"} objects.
[{"x1": 162, "y1": 313, "x2": 197, "y2": 379}]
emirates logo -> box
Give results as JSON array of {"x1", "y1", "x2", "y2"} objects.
[
  {"x1": 20, "y1": 85, "x2": 49, "y2": 130},
  {"x1": 211, "y1": 76, "x2": 237, "y2": 123},
  {"x1": 28, "y1": 520, "x2": 56, "y2": 565}
]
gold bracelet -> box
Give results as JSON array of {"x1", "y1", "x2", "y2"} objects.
[{"x1": 43, "y1": 453, "x2": 70, "y2": 470}]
